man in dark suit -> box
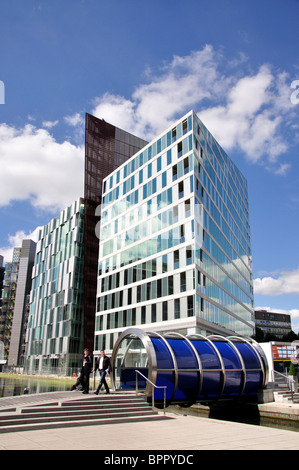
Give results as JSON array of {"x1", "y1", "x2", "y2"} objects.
[
  {"x1": 94, "y1": 349, "x2": 111, "y2": 395},
  {"x1": 81, "y1": 348, "x2": 92, "y2": 394}
]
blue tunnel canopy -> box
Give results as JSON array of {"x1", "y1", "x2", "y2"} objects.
[{"x1": 111, "y1": 328, "x2": 269, "y2": 407}]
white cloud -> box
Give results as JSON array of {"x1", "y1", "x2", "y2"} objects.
[
  {"x1": 92, "y1": 46, "x2": 224, "y2": 140},
  {"x1": 64, "y1": 112, "x2": 84, "y2": 127},
  {"x1": 0, "y1": 46, "x2": 295, "y2": 220},
  {"x1": 42, "y1": 120, "x2": 59, "y2": 129},
  {"x1": 64, "y1": 112, "x2": 85, "y2": 144},
  {"x1": 0, "y1": 123, "x2": 84, "y2": 212},
  {"x1": 0, "y1": 226, "x2": 41, "y2": 264},
  {"x1": 92, "y1": 46, "x2": 294, "y2": 172},
  {"x1": 254, "y1": 267, "x2": 299, "y2": 296}
]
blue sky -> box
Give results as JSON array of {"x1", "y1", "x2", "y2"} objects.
[{"x1": 0, "y1": 0, "x2": 299, "y2": 330}]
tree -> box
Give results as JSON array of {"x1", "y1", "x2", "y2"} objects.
[{"x1": 289, "y1": 362, "x2": 296, "y2": 377}]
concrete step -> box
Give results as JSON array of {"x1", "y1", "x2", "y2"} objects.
[
  {"x1": 0, "y1": 393, "x2": 172, "y2": 433},
  {"x1": 22, "y1": 398, "x2": 146, "y2": 413},
  {"x1": 273, "y1": 391, "x2": 299, "y2": 403},
  {"x1": 0, "y1": 406, "x2": 154, "y2": 421},
  {"x1": 0, "y1": 413, "x2": 170, "y2": 434}
]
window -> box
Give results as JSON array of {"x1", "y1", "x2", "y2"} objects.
[
  {"x1": 137, "y1": 285, "x2": 141, "y2": 303},
  {"x1": 186, "y1": 246, "x2": 192, "y2": 265},
  {"x1": 162, "y1": 254, "x2": 167, "y2": 273},
  {"x1": 178, "y1": 141, "x2": 183, "y2": 158},
  {"x1": 173, "y1": 205, "x2": 178, "y2": 223},
  {"x1": 172, "y1": 164, "x2": 178, "y2": 181},
  {"x1": 185, "y1": 199, "x2": 191, "y2": 218},
  {"x1": 147, "y1": 282, "x2": 151, "y2": 301},
  {"x1": 151, "y1": 304, "x2": 156, "y2": 322},
  {"x1": 142, "y1": 263, "x2": 146, "y2": 280},
  {"x1": 172, "y1": 127, "x2": 177, "y2": 142},
  {"x1": 157, "y1": 156, "x2": 161, "y2": 172},
  {"x1": 175, "y1": 299, "x2": 180, "y2": 319},
  {"x1": 178, "y1": 181, "x2": 184, "y2": 199},
  {"x1": 141, "y1": 306, "x2": 146, "y2": 324},
  {"x1": 187, "y1": 296, "x2": 193, "y2": 317},
  {"x1": 152, "y1": 259, "x2": 157, "y2": 276},
  {"x1": 180, "y1": 224, "x2": 185, "y2": 243},
  {"x1": 128, "y1": 288, "x2": 132, "y2": 305},
  {"x1": 139, "y1": 170, "x2": 143, "y2": 185},
  {"x1": 174, "y1": 250, "x2": 180, "y2": 269},
  {"x1": 162, "y1": 171, "x2": 167, "y2": 188},
  {"x1": 132, "y1": 308, "x2": 136, "y2": 326},
  {"x1": 180, "y1": 272, "x2": 186, "y2": 292},
  {"x1": 168, "y1": 275, "x2": 173, "y2": 295},
  {"x1": 184, "y1": 157, "x2": 189, "y2": 174},
  {"x1": 157, "y1": 279, "x2": 162, "y2": 297},
  {"x1": 182, "y1": 119, "x2": 188, "y2": 135},
  {"x1": 163, "y1": 301, "x2": 168, "y2": 321}
]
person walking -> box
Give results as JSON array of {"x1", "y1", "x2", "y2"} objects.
[
  {"x1": 94, "y1": 349, "x2": 111, "y2": 395},
  {"x1": 81, "y1": 348, "x2": 92, "y2": 394}
]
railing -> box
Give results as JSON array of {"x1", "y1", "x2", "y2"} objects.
[
  {"x1": 135, "y1": 369, "x2": 167, "y2": 414},
  {"x1": 271, "y1": 370, "x2": 297, "y2": 403}
]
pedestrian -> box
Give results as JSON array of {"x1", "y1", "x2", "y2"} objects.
[
  {"x1": 94, "y1": 349, "x2": 111, "y2": 395},
  {"x1": 81, "y1": 348, "x2": 92, "y2": 394}
]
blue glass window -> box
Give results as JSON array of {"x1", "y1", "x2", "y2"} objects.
[
  {"x1": 162, "y1": 171, "x2": 167, "y2": 188},
  {"x1": 157, "y1": 156, "x2": 161, "y2": 172}
]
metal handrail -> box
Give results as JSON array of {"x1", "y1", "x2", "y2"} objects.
[
  {"x1": 271, "y1": 370, "x2": 297, "y2": 402},
  {"x1": 135, "y1": 369, "x2": 167, "y2": 414}
]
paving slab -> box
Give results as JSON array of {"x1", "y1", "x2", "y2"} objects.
[{"x1": 0, "y1": 391, "x2": 298, "y2": 451}]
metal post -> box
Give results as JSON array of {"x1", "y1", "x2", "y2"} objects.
[{"x1": 152, "y1": 385, "x2": 155, "y2": 412}]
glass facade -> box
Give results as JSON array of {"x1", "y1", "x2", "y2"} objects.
[
  {"x1": 94, "y1": 111, "x2": 254, "y2": 355},
  {"x1": 24, "y1": 198, "x2": 85, "y2": 375},
  {"x1": 83, "y1": 114, "x2": 147, "y2": 352},
  {"x1": 0, "y1": 248, "x2": 21, "y2": 359}
]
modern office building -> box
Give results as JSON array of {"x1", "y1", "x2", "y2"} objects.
[
  {"x1": 24, "y1": 198, "x2": 85, "y2": 375},
  {"x1": 83, "y1": 114, "x2": 147, "y2": 352},
  {"x1": 255, "y1": 309, "x2": 292, "y2": 339},
  {"x1": 0, "y1": 255, "x2": 4, "y2": 305},
  {"x1": 7, "y1": 239, "x2": 36, "y2": 366},
  {"x1": 94, "y1": 110, "x2": 255, "y2": 354},
  {"x1": 23, "y1": 115, "x2": 147, "y2": 374},
  {"x1": 0, "y1": 247, "x2": 21, "y2": 360},
  {"x1": 0, "y1": 255, "x2": 5, "y2": 368}
]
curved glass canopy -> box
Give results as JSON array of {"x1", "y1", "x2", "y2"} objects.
[{"x1": 111, "y1": 328, "x2": 268, "y2": 407}]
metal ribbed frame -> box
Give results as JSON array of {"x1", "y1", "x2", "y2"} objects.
[
  {"x1": 187, "y1": 333, "x2": 226, "y2": 399},
  {"x1": 111, "y1": 328, "x2": 268, "y2": 403}
]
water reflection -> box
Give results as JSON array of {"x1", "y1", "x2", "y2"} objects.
[{"x1": 0, "y1": 375, "x2": 71, "y2": 397}]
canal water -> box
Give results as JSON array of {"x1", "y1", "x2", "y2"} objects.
[{"x1": 0, "y1": 374, "x2": 74, "y2": 397}]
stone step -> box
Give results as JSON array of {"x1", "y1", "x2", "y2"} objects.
[
  {"x1": 0, "y1": 413, "x2": 171, "y2": 434},
  {"x1": 0, "y1": 393, "x2": 172, "y2": 433},
  {"x1": 0, "y1": 409, "x2": 156, "y2": 428},
  {"x1": 0, "y1": 405, "x2": 153, "y2": 421},
  {"x1": 22, "y1": 399, "x2": 146, "y2": 414},
  {"x1": 273, "y1": 391, "x2": 299, "y2": 403}
]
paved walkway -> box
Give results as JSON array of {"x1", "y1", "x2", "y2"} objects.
[{"x1": 0, "y1": 392, "x2": 298, "y2": 450}]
